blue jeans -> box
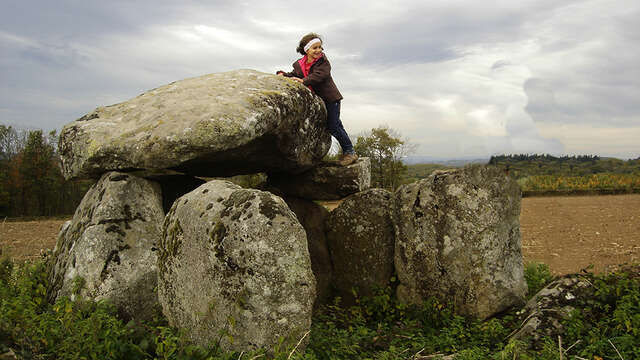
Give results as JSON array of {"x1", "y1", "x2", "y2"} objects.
[{"x1": 325, "y1": 100, "x2": 354, "y2": 154}]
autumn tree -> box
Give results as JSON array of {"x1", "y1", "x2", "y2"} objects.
[
  {"x1": 0, "y1": 125, "x2": 92, "y2": 217},
  {"x1": 354, "y1": 126, "x2": 415, "y2": 190}
]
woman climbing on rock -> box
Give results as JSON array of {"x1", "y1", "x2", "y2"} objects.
[{"x1": 277, "y1": 33, "x2": 358, "y2": 166}]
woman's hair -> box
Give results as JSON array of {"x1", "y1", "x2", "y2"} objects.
[{"x1": 296, "y1": 33, "x2": 323, "y2": 55}]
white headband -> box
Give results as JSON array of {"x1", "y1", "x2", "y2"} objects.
[{"x1": 304, "y1": 38, "x2": 322, "y2": 52}]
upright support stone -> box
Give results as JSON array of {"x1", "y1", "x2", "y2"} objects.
[
  {"x1": 325, "y1": 189, "x2": 395, "y2": 305},
  {"x1": 158, "y1": 180, "x2": 315, "y2": 351},
  {"x1": 282, "y1": 196, "x2": 333, "y2": 309},
  {"x1": 393, "y1": 165, "x2": 526, "y2": 319},
  {"x1": 47, "y1": 172, "x2": 164, "y2": 321}
]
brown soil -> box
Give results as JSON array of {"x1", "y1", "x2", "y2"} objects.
[
  {"x1": 2, "y1": 195, "x2": 639, "y2": 275},
  {"x1": 0, "y1": 219, "x2": 69, "y2": 262},
  {"x1": 520, "y1": 194, "x2": 640, "y2": 275}
]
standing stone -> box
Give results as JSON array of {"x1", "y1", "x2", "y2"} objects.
[
  {"x1": 393, "y1": 165, "x2": 526, "y2": 319},
  {"x1": 59, "y1": 69, "x2": 332, "y2": 180},
  {"x1": 158, "y1": 180, "x2": 315, "y2": 351},
  {"x1": 282, "y1": 196, "x2": 333, "y2": 309},
  {"x1": 267, "y1": 157, "x2": 371, "y2": 200},
  {"x1": 47, "y1": 172, "x2": 164, "y2": 321},
  {"x1": 325, "y1": 189, "x2": 395, "y2": 305}
]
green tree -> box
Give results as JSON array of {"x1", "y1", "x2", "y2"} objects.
[
  {"x1": 18, "y1": 130, "x2": 58, "y2": 216},
  {"x1": 354, "y1": 126, "x2": 414, "y2": 190},
  {"x1": 0, "y1": 125, "x2": 24, "y2": 216}
]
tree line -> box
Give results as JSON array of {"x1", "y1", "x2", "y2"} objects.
[
  {"x1": 0, "y1": 125, "x2": 92, "y2": 218},
  {"x1": 489, "y1": 154, "x2": 602, "y2": 164}
]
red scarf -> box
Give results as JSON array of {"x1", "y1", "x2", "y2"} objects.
[{"x1": 298, "y1": 54, "x2": 323, "y2": 91}]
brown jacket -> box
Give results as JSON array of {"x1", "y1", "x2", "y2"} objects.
[{"x1": 278, "y1": 56, "x2": 343, "y2": 103}]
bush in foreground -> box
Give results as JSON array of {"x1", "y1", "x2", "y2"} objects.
[{"x1": 1, "y1": 257, "x2": 638, "y2": 359}]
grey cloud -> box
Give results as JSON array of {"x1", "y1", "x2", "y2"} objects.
[
  {"x1": 1, "y1": 0, "x2": 639, "y2": 158},
  {"x1": 330, "y1": 2, "x2": 569, "y2": 67}
]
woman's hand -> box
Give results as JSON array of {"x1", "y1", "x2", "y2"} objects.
[{"x1": 292, "y1": 77, "x2": 304, "y2": 83}]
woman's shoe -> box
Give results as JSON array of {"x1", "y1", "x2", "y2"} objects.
[{"x1": 339, "y1": 153, "x2": 358, "y2": 166}]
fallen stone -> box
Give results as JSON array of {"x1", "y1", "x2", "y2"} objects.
[
  {"x1": 158, "y1": 180, "x2": 315, "y2": 351},
  {"x1": 47, "y1": 172, "x2": 164, "y2": 321},
  {"x1": 59, "y1": 69, "x2": 332, "y2": 180},
  {"x1": 510, "y1": 275, "x2": 593, "y2": 349},
  {"x1": 326, "y1": 188, "x2": 395, "y2": 305},
  {"x1": 266, "y1": 157, "x2": 371, "y2": 200},
  {"x1": 393, "y1": 165, "x2": 526, "y2": 319}
]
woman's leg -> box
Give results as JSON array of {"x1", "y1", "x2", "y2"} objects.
[{"x1": 325, "y1": 100, "x2": 355, "y2": 154}]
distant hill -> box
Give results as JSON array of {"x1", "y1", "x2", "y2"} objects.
[
  {"x1": 488, "y1": 154, "x2": 640, "y2": 179},
  {"x1": 402, "y1": 156, "x2": 489, "y2": 166}
]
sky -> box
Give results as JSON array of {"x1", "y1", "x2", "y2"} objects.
[{"x1": 1, "y1": 0, "x2": 639, "y2": 159}]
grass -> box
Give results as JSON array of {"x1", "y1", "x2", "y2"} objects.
[{"x1": 1, "y1": 256, "x2": 638, "y2": 359}]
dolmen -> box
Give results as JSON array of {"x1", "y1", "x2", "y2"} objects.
[{"x1": 48, "y1": 69, "x2": 526, "y2": 353}]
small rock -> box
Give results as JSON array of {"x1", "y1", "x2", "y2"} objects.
[{"x1": 266, "y1": 157, "x2": 371, "y2": 200}]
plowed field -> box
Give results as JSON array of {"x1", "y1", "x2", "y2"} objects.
[
  {"x1": 1, "y1": 194, "x2": 639, "y2": 275},
  {"x1": 520, "y1": 194, "x2": 640, "y2": 274}
]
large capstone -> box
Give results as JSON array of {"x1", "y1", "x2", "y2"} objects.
[
  {"x1": 59, "y1": 69, "x2": 332, "y2": 180},
  {"x1": 267, "y1": 157, "x2": 371, "y2": 200},
  {"x1": 158, "y1": 180, "x2": 315, "y2": 351},
  {"x1": 393, "y1": 165, "x2": 526, "y2": 319},
  {"x1": 326, "y1": 189, "x2": 395, "y2": 305},
  {"x1": 47, "y1": 172, "x2": 164, "y2": 321}
]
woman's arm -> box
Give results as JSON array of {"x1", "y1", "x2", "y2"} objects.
[
  {"x1": 277, "y1": 62, "x2": 303, "y2": 78},
  {"x1": 276, "y1": 70, "x2": 297, "y2": 77}
]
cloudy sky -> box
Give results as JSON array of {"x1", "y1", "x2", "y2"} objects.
[{"x1": 1, "y1": 0, "x2": 638, "y2": 159}]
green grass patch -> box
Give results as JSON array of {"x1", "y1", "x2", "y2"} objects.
[{"x1": 1, "y1": 257, "x2": 638, "y2": 359}]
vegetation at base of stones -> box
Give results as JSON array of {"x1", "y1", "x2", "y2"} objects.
[
  {"x1": 2, "y1": 257, "x2": 639, "y2": 359},
  {"x1": 523, "y1": 262, "x2": 554, "y2": 299},
  {"x1": 0, "y1": 125, "x2": 93, "y2": 218},
  {"x1": 354, "y1": 126, "x2": 416, "y2": 191}
]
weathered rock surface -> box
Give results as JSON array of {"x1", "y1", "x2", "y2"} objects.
[
  {"x1": 47, "y1": 172, "x2": 164, "y2": 321},
  {"x1": 267, "y1": 157, "x2": 371, "y2": 200},
  {"x1": 158, "y1": 180, "x2": 315, "y2": 351},
  {"x1": 510, "y1": 275, "x2": 593, "y2": 348},
  {"x1": 282, "y1": 196, "x2": 333, "y2": 308},
  {"x1": 59, "y1": 69, "x2": 332, "y2": 180},
  {"x1": 326, "y1": 189, "x2": 395, "y2": 304},
  {"x1": 393, "y1": 165, "x2": 526, "y2": 319}
]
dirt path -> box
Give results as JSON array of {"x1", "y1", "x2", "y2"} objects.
[{"x1": 1, "y1": 195, "x2": 639, "y2": 275}]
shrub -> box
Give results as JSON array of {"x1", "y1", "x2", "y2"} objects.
[{"x1": 524, "y1": 262, "x2": 555, "y2": 298}]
